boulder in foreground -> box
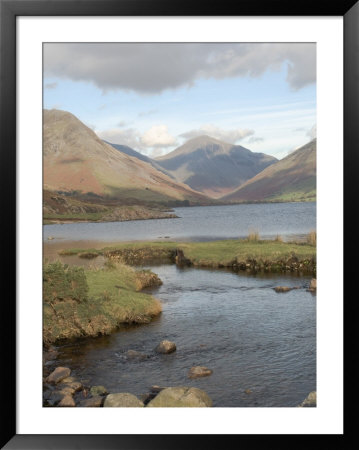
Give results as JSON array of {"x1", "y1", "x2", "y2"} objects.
[
  {"x1": 104, "y1": 393, "x2": 144, "y2": 407},
  {"x1": 298, "y1": 391, "x2": 316, "y2": 407},
  {"x1": 58, "y1": 395, "x2": 76, "y2": 407},
  {"x1": 79, "y1": 396, "x2": 105, "y2": 407},
  {"x1": 147, "y1": 387, "x2": 212, "y2": 407}
]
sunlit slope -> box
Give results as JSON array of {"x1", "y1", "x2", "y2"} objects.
[
  {"x1": 43, "y1": 109, "x2": 209, "y2": 205},
  {"x1": 221, "y1": 139, "x2": 316, "y2": 203}
]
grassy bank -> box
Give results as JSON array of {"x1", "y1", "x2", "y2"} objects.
[
  {"x1": 43, "y1": 261, "x2": 162, "y2": 346},
  {"x1": 59, "y1": 236, "x2": 316, "y2": 273},
  {"x1": 177, "y1": 239, "x2": 315, "y2": 269}
]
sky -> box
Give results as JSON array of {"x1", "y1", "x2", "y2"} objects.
[{"x1": 43, "y1": 43, "x2": 316, "y2": 160}]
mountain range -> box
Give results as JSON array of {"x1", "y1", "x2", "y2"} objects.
[{"x1": 43, "y1": 109, "x2": 316, "y2": 215}]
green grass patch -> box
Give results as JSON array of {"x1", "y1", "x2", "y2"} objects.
[
  {"x1": 265, "y1": 177, "x2": 316, "y2": 202},
  {"x1": 179, "y1": 239, "x2": 315, "y2": 266},
  {"x1": 59, "y1": 238, "x2": 316, "y2": 274},
  {"x1": 43, "y1": 261, "x2": 162, "y2": 345},
  {"x1": 61, "y1": 238, "x2": 316, "y2": 267}
]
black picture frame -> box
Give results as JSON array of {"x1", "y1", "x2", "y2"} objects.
[{"x1": 1, "y1": 1, "x2": 357, "y2": 448}]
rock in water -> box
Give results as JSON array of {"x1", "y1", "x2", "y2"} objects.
[
  {"x1": 126, "y1": 350, "x2": 147, "y2": 360},
  {"x1": 58, "y1": 386, "x2": 77, "y2": 397},
  {"x1": 155, "y1": 340, "x2": 176, "y2": 354},
  {"x1": 103, "y1": 393, "x2": 144, "y2": 407},
  {"x1": 309, "y1": 278, "x2": 317, "y2": 291},
  {"x1": 60, "y1": 376, "x2": 76, "y2": 384},
  {"x1": 79, "y1": 396, "x2": 105, "y2": 407},
  {"x1": 90, "y1": 385, "x2": 108, "y2": 396},
  {"x1": 274, "y1": 286, "x2": 292, "y2": 293},
  {"x1": 147, "y1": 387, "x2": 212, "y2": 407},
  {"x1": 188, "y1": 366, "x2": 213, "y2": 379},
  {"x1": 65, "y1": 381, "x2": 83, "y2": 392},
  {"x1": 298, "y1": 391, "x2": 316, "y2": 407},
  {"x1": 46, "y1": 367, "x2": 71, "y2": 384},
  {"x1": 58, "y1": 395, "x2": 76, "y2": 407}
]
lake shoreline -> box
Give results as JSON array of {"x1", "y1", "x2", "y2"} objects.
[
  {"x1": 44, "y1": 211, "x2": 178, "y2": 225},
  {"x1": 43, "y1": 202, "x2": 316, "y2": 243},
  {"x1": 44, "y1": 199, "x2": 316, "y2": 225}
]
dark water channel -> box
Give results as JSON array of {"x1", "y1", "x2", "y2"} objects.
[{"x1": 51, "y1": 265, "x2": 316, "y2": 407}]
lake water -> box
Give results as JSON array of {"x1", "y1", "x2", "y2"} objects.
[
  {"x1": 51, "y1": 265, "x2": 316, "y2": 407},
  {"x1": 43, "y1": 202, "x2": 316, "y2": 243}
]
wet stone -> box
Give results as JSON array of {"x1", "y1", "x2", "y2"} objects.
[
  {"x1": 104, "y1": 393, "x2": 144, "y2": 407},
  {"x1": 126, "y1": 350, "x2": 147, "y2": 360},
  {"x1": 274, "y1": 286, "x2": 292, "y2": 293},
  {"x1": 155, "y1": 340, "x2": 176, "y2": 354},
  {"x1": 90, "y1": 385, "x2": 108, "y2": 397},
  {"x1": 188, "y1": 366, "x2": 213, "y2": 379},
  {"x1": 46, "y1": 367, "x2": 71, "y2": 384},
  {"x1": 58, "y1": 395, "x2": 76, "y2": 407},
  {"x1": 78, "y1": 396, "x2": 104, "y2": 407},
  {"x1": 298, "y1": 391, "x2": 316, "y2": 407},
  {"x1": 147, "y1": 387, "x2": 213, "y2": 408}
]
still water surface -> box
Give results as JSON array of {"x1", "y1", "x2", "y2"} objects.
[
  {"x1": 44, "y1": 202, "x2": 316, "y2": 242},
  {"x1": 53, "y1": 265, "x2": 316, "y2": 407}
]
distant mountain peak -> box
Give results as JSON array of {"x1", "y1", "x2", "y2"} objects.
[
  {"x1": 155, "y1": 134, "x2": 277, "y2": 198},
  {"x1": 183, "y1": 135, "x2": 224, "y2": 145}
]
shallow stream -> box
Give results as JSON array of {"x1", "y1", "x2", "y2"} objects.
[{"x1": 50, "y1": 265, "x2": 316, "y2": 407}]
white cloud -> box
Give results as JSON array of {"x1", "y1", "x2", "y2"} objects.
[
  {"x1": 98, "y1": 124, "x2": 177, "y2": 153},
  {"x1": 150, "y1": 148, "x2": 167, "y2": 158},
  {"x1": 141, "y1": 125, "x2": 177, "y2": 148},
  {"x1": 44, "y1": 43, "x2": 316, "y2": 93},
  {"x1": 180, "y1": 124, "x2": 254, "y2": 144},
  {"x1": 98, "y1": 128, "x2": 142, "y2": 150}
]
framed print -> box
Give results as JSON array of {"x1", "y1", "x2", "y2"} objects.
[{"x1": 1, "y1": 0, "x2": 357, "y2": 448}]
